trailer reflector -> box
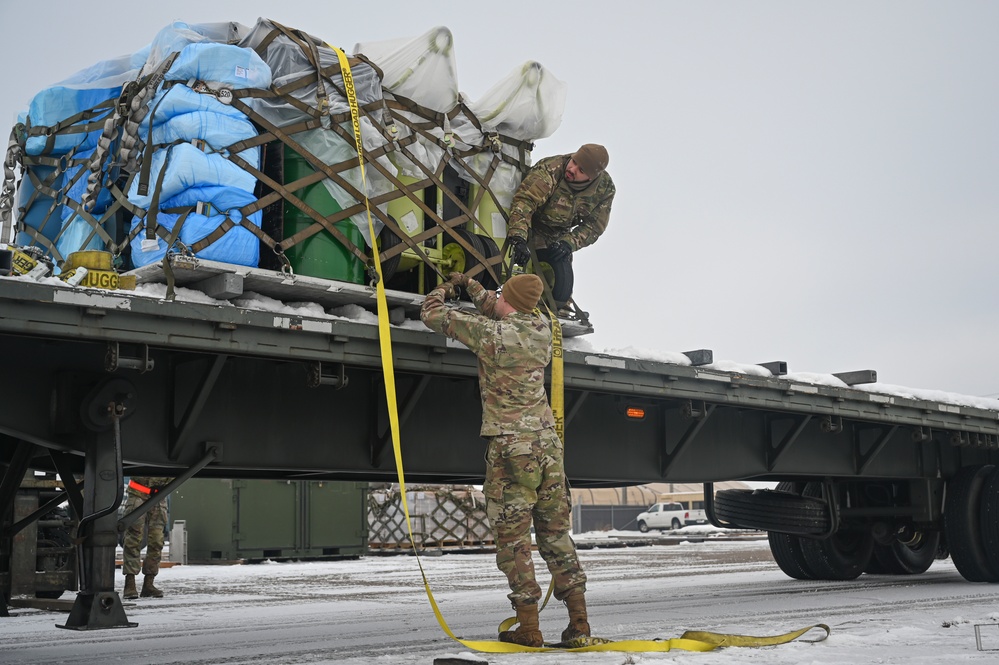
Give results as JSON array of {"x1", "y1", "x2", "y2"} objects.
[{"x1": 626, "y1": 407, "x2": 646, "y2": 420}]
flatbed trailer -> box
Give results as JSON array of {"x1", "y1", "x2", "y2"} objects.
[{"x1": 2, "y1": 272, "x2": 999, "y2": 628}]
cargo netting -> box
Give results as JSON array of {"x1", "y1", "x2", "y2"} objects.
[{"x1": 1, "y1": 18, "x2": 566, "y2": 296}]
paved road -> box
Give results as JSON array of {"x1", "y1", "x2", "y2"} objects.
[{"x1": 2, "y1": 539, "x2": 996, "y2": 664}]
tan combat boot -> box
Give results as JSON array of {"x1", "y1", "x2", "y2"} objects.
[
  {"x1": 140, "y1": 575, "x2": 163, "y2": 598},
  {"x1": 122, "y1": 574, "x2": 138, "y2": 600},
  {"x1": 561, "y1": 589, "x2": 591, "y2": 642},
  {"x1": 498, "y1": 603, "x2": 543, "y2": 647}
]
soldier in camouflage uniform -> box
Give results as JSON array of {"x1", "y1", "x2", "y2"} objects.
[
  {"x1": 506, "y1": 144, "x2": 615, "y2": 295},
  {"x1": 420, "y1": 272, "x2": 590, "y2": 647},
  {"x1": 121, "y1": 476, "x2": 171, "y2": 599}
]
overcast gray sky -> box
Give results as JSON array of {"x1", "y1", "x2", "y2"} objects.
[{"x1": 3, "y1": 1, "x2": 997, "y2": 397}]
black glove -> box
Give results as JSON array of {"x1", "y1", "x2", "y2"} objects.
[
  {"x1": 546, "y1": 239, "x2": 573, "y2": 263},
  {"x1": 508, "y1": 236, "x2": 531, "y2": 266}
]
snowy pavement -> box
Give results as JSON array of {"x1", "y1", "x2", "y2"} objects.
[{"x1": 3, "y1": 538, "x2": 998, "y2": 664}]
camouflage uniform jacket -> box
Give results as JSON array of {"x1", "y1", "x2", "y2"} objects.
[
  {"x1": 507, "y1": 154, "x2": 616, "y2": 251},
  {"x1": 420, "y1": 279, "x2": 556, "y2": 437},
  {"x1": 127, "y1": 477, "x2": 172, "y2": 497}
]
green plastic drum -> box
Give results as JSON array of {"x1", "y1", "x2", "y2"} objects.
[{"x1": 282, "y1": 146, "x2": 364, "y2": 284}]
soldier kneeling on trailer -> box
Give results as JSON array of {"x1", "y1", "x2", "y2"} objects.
[{"x1": 506, "y1": 143, "x2": 615, "y2": 314}]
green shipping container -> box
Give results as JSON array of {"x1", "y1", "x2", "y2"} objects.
[
  {"x1": 170, "y1": 479, "x2": 367, "y2": 562},
  {"x1": 282, "y1": 146, "x2": 365, "y2": 283}
]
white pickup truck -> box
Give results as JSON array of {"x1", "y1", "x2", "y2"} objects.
[{"x1": 635, "y1": 501, "x2": 708, "y2": 532}]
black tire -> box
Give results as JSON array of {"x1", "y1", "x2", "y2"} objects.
[
  {"x1": 638, "y1": 520, "x2": 649, "y2": 533},
  {"x1": 799, "y1": 483, "x2": 874, "y2": 580},
  {"x1": 769, "y1": 531, "x2": 817, "y2": 580},
  {"x1": 982, "y1": 467, "x2": 999, "y2": 574},
  {"x1": 475, "y1": 234, "x2": 501, "y2": 290},
  {"x1": 871, "y1": 531, "x2": 941, "y2": 576},
  {"x1": 864, "y1": 552, "x2": 888, "y2": 574},
  {"x1": 766, "y1": 482, "x2": 818, "y2": 580},
  {"x1": 671, "y1": 518, "x2": 681, "y2": 530},
  {"x1": 713, "y1": 488, "x2": 830, "y2": 535},
  {"x1": 945, "y1": 464, "x2": 999, "y2": 582},
  {"x1": 532, "y1": 248, "x2": 573, "y2": 303},
  {"x1": 376, "y1": 221, "x2": 403, "y2": 282}
]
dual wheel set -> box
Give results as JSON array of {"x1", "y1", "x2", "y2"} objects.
[
  {"x1": 378, "y1": 225, "x2": 573, "y2": 301},
  {"x1": 712, "y1": 467, "x2": 999, "y2": 583}
]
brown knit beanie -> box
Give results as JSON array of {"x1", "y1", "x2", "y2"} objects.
[
  {"x1": 572, "y1": 143, "x2": 609, "y2": 177},
  {"x1": 502, "y1": 274, "x2": 544, "y2": 313}
]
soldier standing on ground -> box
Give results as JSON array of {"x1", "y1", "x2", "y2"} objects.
[
  {"x1": 506, "y1": 143, "x2": 615, "y2": 308},
  {"x1": 121, "y1": 476, "x2": 171, "y2": 600},
  {"x1": 420, "y1": 272, "x2": 590, "y2": 647}
]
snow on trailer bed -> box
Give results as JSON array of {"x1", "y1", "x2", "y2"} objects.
[{"x1": 126, "y1": 254, "x2": 595, "y2": 336}]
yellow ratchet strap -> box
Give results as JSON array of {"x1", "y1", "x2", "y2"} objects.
[{"x1": 330, "y1": 44, "x2": 829, "y2": 655}]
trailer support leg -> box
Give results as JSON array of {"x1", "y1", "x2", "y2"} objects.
[{"x1": 59, "y1": 403, "x2": 135, "y2": 630}]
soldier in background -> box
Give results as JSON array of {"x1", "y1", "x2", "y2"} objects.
[
  {"x1": 421, "y1": 272, "x2": 590, "y2": 647},
  {"x1": 121, "y1": 476, "x2": 172, "y2": 599},
  {"x1": 506, "y1": 143, "x2": 615, "y2": 307}
]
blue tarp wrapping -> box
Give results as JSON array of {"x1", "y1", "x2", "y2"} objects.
[
  {"x1": 54, "y1": 148, "x2": 114, "y2": 259},
  {"x1": 143, "y1": 85, "x2": 259, "y2": 163},
  {"x1": 24, "y1": 51, "x2": 148, "y2": 156},
  {"x1": 15, "y1": 163, "x2": 61, "y2": 244},
  {"x1": 126, "y1": 40, "x2": 270, "y2": 267},
  {"x1": 164, "y1": 42, "x2": 271, "y2": 90},
  {"x1": 127, "y1": 143, "x2": 257, "y2": 210},
  {"x1": 129, "y1": 185, "x2": 261, "y2": 268}
]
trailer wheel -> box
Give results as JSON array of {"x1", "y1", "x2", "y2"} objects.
[
  {"x1": 766, "y1": 483, "x2": 818, "y2": 580},
  {"x1": 870, "y1": 531, "x2": 940, "y2": 576},
  {"x1": 798, "y1": 483, "x2": 873, "y2": 580},
  {"x1": 638, "y1": 520, "x2": 649, "y2": 533},
  {"x1": 799, "y1": 528, "x2": 874, "y2": 581},
  {"x1": 945, "y1": 464, "x2": 999, "y2": 582},
  {"x1": 980, "y1": 467, "x2": 999, "y2": 575},
  {"x1": 713, "y1": 488, "x2": 830, "y2": 535},
  {"x1": 769, "y1": 531, "x2": 817, "y2": 580}
]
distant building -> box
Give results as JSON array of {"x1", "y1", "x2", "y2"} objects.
[{"x1": 571, "y1": 482, "x2": 751, "y2": 508}]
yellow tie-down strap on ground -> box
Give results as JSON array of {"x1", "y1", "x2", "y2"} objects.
[{"x1": 330, "y1": 44, "x2": 830, "y2": 655}]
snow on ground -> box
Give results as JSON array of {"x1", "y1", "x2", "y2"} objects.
[{"x1": 4, "y1": 538, "x2": 999, "y2": 664}]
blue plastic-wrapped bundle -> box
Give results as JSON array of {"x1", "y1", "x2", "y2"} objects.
[
  {"x1": 24, "y1": 51, "x2": 148, "y2": 157},
  {"x1": 128, "y1": 40, "x2": 270, "y2": 269},
  {"x1": 143, "y1": 84, "x2": 260, "y2": 166},
  {"x1": 129, "y1": 186, "x2": 261, "y2": 268},
  {"x1": 18, "y1": 50, "x2": 145, "y2": 252},
  {"x1": 164, "y1": 42, "x2": 270, "y2": 90},
  {"x1": 16, "y1": 147, "x2": 113, "y2": 255},
  {"x1": 15, "y1": 163, "x2": 62, "y2": 245},
  {"x1": 53, "y1": 148, "x2": 115, "y2": 258},
  {"x1": 127, "y1": 142, "x2": 257, "y2": 210}
]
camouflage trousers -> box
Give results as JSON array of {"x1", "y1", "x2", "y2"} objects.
[
  {"x1": 483, "y1": 428, "x2": 587, "y2": 607},
  {"x1": 122, "y1": 491, "x2": 168, "y2": 576}
]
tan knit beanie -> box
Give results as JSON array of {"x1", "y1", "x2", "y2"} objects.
[
  {"x1": 571, "y1": 143, "x2": 609, "y2": 177},
  {"x1": 502, "y1": 274, "x2": 544, "y2": 313}
]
